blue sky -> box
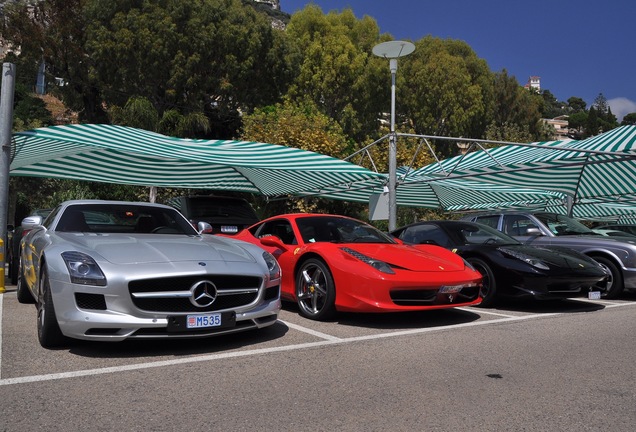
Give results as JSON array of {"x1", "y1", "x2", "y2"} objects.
[{"x1": 281, "y1": 0, "x2": 636, "y2": 121}]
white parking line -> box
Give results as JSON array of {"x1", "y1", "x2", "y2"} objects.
[
  {"x1": 572, "y1": 298, "x2": 624, "y2": 307},
  {"x1": 0, "y1": 312, "x2": 564, "y2": 387},
  {"x1": 278, "y1": 320, "x2": 342, "y2": 341},
  {"x1": 456, "y1": 307, "x2": 516, "y2": 318},
  {"x1": 2, "y1": 301, "x2": 635, "y2": 387}
]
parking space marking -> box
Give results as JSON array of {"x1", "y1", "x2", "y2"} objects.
[
  {"x1": 0, "y1": 311, "x2": 567, "y2": 387},
  {"x1": 456, "y1": 307, "x2": 516, "y2": 318},
  {"x1": 573, "y1": 298, "x2": 624, "y2": 307},
  {"x1": 279, "y1": 319, "x2": 342, "y2": 341}
]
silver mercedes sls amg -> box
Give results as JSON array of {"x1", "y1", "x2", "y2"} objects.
[{"x1": 16, "y1": 200, "x2": 281, "y2": 348}]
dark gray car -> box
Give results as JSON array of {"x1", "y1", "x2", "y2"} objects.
[{"x1": 461, "y1": 211, "x2": 636, "y2": 298}]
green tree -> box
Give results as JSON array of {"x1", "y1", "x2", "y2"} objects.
[
  {"x1": 485, "y1": 70, "x2": 543, "y2": 143},
  {"x1": 621, "y1": 113, "x2": 636, "y2": 125},
  {"x1": 2, "y1": 0, "x2": 109, "y2": 122},
  {"x1": 567, "y1": 96, "x2": 587, "y2": 112},
  {"x1": 85, "y1": 0, "x2": 294, "y2": 138},
  {"x1": 400, "y1": 37, "x2": 494, "y2": 158},
  {"x1": 540, "y1": 89, "x2": 567, "y2": 118},
  {"x1": 284, "y1": 6, "x2": 387, "y2": 142}
]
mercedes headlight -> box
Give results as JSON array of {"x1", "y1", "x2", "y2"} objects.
[
  {"x1": 262, "y1": 251, "x2": 281, "y2": 280},
  {"x1": 61, "y1": 251, "x2": 107, "y2": 286}
]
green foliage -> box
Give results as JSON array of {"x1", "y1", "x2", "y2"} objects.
[
  {"x1": 567, "y1": 97, "x2": 587, "y2": 112},
  {"x1": 285, "y1": 6, "x2": 386, "y2": 142},
  {"x1": 85, "y1": 0, "x2": 293, "y2": 138},
  {"x1": 400, "y1": 37, "x2": 494, "y2": 158},
  {"x1": 242, "y1": 100, "x2": 351, "y2": 157},
  {"x1": 622, "y1": 113, "x2": 636, "y2": 125}
]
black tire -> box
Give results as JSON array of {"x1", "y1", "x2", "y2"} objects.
[
  {"x1": 37, "y1": 267, "x2": 67, "y2": 348},
  {"x1": 295, "y1": 258, "x2": 336, "y2": 321},
  {"x1": 468, "y1": 258, "x2": 497, "y2": 307},
  {"x1": 10, "y1": 255, "x2": 19, "y2": 285},
  {"x1": 16, "y1": 256, "x2": 35, "y2": 304},
  {"x1": 592, "y1": 256, "x2": 624, "y2": 299}
]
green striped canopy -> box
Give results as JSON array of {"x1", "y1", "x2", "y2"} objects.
[
  {"x1": 412, "y1": 125, "x2": 636, "y2": 217},
  {"x1": 10, "y1": 124, "x2": 386, "y2": 196},
  {"x1": 304, "y1": 170, "x2": 565, "y2": 211}
]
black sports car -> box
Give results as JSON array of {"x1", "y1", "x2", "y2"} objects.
[{"x1": 391, "y1": 221, "x2": 609, "y2": 306}]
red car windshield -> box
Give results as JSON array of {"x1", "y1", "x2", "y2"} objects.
[{"x1": 296, "y1": 216, "x2": 395, "y2": 244}]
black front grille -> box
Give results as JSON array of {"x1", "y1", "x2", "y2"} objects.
[
  {"x1": 390, "y1": 286, "x2": 480, "y2": 306},
  {"x1": 390, "y1": 289, "x2": 438, "y2": 305},
  {"x1": 128, "y1": 275, "x2": 263, "y2": 313},
  {"x1": 129, "y1": 275, "x2": 261, "y2": 292},
  {"x1": 75, "y1": 293, "x2": 107, "y2": 310}
]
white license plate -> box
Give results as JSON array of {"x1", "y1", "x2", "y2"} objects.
[
  {"x1": 186, "y1": 313, "x2": 222, "y2": 329},
  {"x1": 221, "y1": 225, "x2": 238, "y2": 233},
  {"x1": 588, "y1": 291, "x2": 602, "y2": 300}
]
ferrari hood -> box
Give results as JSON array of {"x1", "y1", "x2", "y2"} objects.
[
  {"x1": 58, "y1": 233, "x2": 257, "y2": 264},
  {"x1": 346, "y1": 243, "x2": 467, "y2": 272}
]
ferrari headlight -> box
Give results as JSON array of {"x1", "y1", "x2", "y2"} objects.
[
  {"x1": 498, "y1": 247, "x2": 550, "y2": 270},
  {"x1": 61, "y1": 251, "x2": 107, "y2": 286},
  {"x1": 262, "y1": 251, "x2": 281, "y2": 280},
  {"x1": 341, "y1": 247, "x2": 395, "y2": 274}
]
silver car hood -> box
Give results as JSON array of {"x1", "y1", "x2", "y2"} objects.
[{"x1": 56, "y1": 233, "x2": 257, "y2": 264}]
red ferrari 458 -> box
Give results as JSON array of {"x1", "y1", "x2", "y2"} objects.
[{"x1": 233, "y1": 214, "x2": 483, "y2": 320}]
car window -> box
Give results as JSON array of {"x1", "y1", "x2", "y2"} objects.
[
  {"x1": 473, "y1": 215, "x2": 500, "y2": 230},
  {"x1": 400, "y1": 224, "x2": 452, "y2": 248},
  {"x1": 43, "y1": 206, "x2": 62, "y2": 229},
  {"x1": 55, "y1": 204, "x2": 197, "y2": 235},
  {"x1": 460, "y1": 223, "x2": 520, "y2": 245},
  {"x1": 534, "y1": 212, "x2": 594, "y2": 235},
  {"x1": 256, "y1": 220, "x2": 297, "y2": 245},
  {"x1": 502, "y1": 215, "x2": 539, "y2": 236},
  {"x1": 297, "y1": 216, "x2": 394, "y2": 244}
]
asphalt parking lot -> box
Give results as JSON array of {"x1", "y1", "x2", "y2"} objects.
[{"x1": 2, "y1": 285, "x2": 636, "y2": 431}]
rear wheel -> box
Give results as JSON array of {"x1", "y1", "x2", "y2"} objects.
[
  {"x1": 295, "y1": 258, "x2": 336, "y2": 321},
  {"x1": 37, "y1": 267, "x2": 67, "y2": 348},
  {"x1": 469, "y1": 258, "x2": 497, "y2": 307},
  {"x1": 592, "y1": 256, "x2": 623, "y2": 299}
]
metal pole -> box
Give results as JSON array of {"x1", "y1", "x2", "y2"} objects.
[
  {"x1": 0, "y1": 63, "x2": 16, "y2": 292},
  {"x1": 388, "y1": 58, "x2": 398, "y2": 231}
]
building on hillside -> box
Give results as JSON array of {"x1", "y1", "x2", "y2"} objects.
[
  {"x1": 524, "y1": 76, "x2": 541, "y2": 92},
  {"x1": 253, "y1": 0, "x2": 280, "y2": 10},
  {"x1": 542, "y1": 115, "x2": 570, "y2": 140}
]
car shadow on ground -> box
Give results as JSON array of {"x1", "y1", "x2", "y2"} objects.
[
  {"x1": 281, "y1": 301, "x2": 481, "y2": 330},
  {"x1": 67, "y1": 321, "x2": 290, "y2": 359},
  {"x1": 487, "y1": 297, "x2": 606, "y2": 314}
]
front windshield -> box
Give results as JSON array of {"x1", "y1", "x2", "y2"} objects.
[
  {"x1": 459, "y1": 222, "x2": 521, "y2": 246},
  {"x1": 297, "y1": 216, "x2": 395, "y2": 244},
  {"x1": 55, "y1": 204, "x2": 198, "y2": 235},
  {"x1": 534, "y1": 212, "x2": 595, "y2": 236}
]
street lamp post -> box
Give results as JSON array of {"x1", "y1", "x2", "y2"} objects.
[{"x1": 372, "y1": 41, "x2": 415, "y2": 231}]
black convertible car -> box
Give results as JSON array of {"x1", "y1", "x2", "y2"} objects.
[{"x1": 391, "y1": 221, "x2": 609, "y2": 306}]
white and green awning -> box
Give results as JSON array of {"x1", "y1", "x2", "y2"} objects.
[
  {"x1": 10, "y1": 124, "x2": 386, "y2": 196},
  {"x1": 412, "y1": 125, "x2": 636, "y2": 217}
]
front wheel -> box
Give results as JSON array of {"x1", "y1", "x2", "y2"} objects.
[
  {"x1": 37, "y1": 267, "x2": 68, "y2": 348},
  {"x1": 295, "y1": 258, "x2": 336, "y2": 321},
  {"x1": 468, "y1": 258, "x2": 497, "y2": 307},
  {"x1": 16, "y1": 256, "x2": 35, "y2": 304},
  {"x1": 592, "y1": 256, "x2": 624, "y2": 299}
]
